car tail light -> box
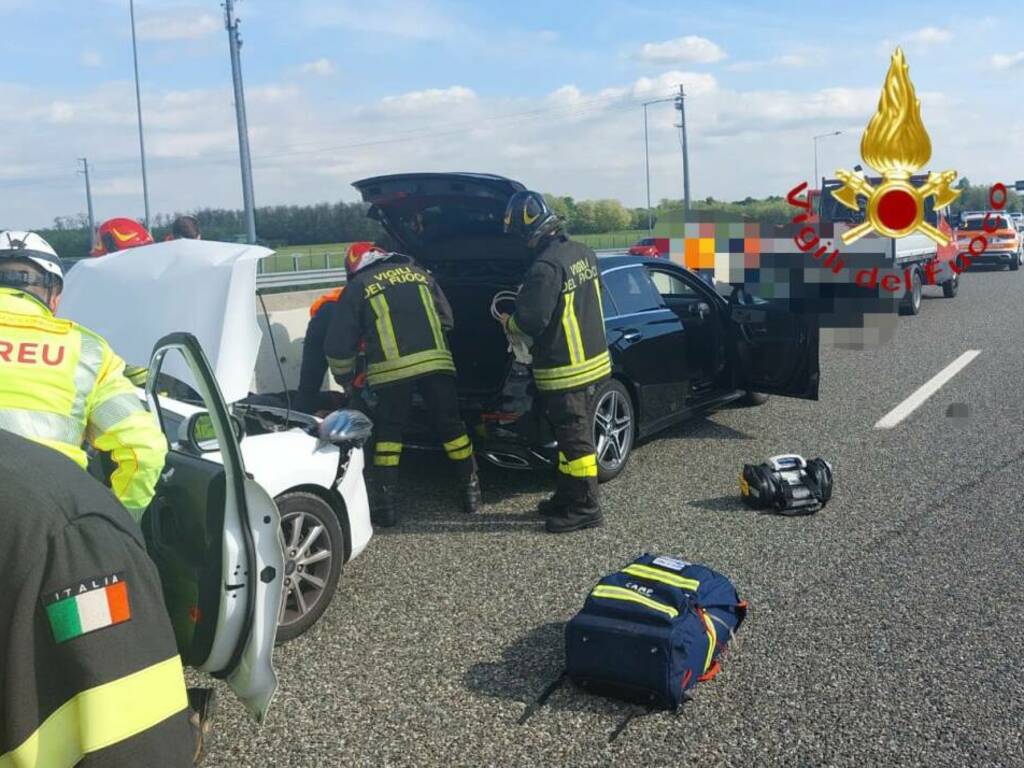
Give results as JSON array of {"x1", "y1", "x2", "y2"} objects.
[{"x1": 480, "y1": 411, "x2": 520, "y2": 424}]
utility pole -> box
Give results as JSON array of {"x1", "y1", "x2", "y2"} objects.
[
  {"x1": 674, "y1": 85, "x2": 691, "y2": 213},
  {"x1": 224, "y1": 0, "x2": 257, "y2": 244},
  {"x1": 129, "y1": 0, "x2": 151, "y2": 229},
  {"x1": 813, "y1": 130, "x2": 842, "y2": 190},
  {"x1": 642, "y1": 97, "x2": 675, "y2": 232},
  {"x1": 78, "y1": 158, "x2": 96, "y2": 236}
]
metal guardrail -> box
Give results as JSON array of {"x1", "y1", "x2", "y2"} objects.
[{"x1": 254, "y1": 248, "x2": 628, "y2": 291}]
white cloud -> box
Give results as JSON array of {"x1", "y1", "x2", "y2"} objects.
[
  {"x1": 47, "y1": 102, "x2": 75, "y2": 124},
  {"x1": 632, "y1": 71, "x2": 718, "y2": 98},
  {"x1": 303, "y1": 0, "x2": 458, "y2": 40},
  {"x1": 906, "y1": 26, "x2": 952, "y2": 45},
  {"x1": 638, "y1": 35, "x2": 726, "y2": 64},
  {"x1": 81, "y1": 50, "x2": 102, "y2": 68},
  {"x1": 378, "y1": 85, "x2": 476, "y2": 112},
  {"x1": 136, "y1": 12, "x2": 219, "y2": 41},
  {"x1": 299, "y1": 58, "x2": 336, "y2": 77},
  {"x1": 991, "y1": 51, "x2": 1024, "y2": 71}
]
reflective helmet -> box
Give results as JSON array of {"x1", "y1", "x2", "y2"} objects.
[
  {"x1": 0, "y1": 231, "x2": 65, "y2": 289},
  {"x1": 502, "y1": 190, "x2": 563, "y2": 249},
  {"x1": 90, "y1": 217, "x2": 155, "y2": 256},
  {"x1": 345, "y1": 241, "x2": 390, "y2": 278}
]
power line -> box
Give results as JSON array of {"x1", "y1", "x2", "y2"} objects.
[{"x1": 1, "y1": 87, "x2": 683, "y2": 191}]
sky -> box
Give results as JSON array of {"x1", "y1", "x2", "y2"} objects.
[{"x1": 2, "y1": 0, "x2": 1023, "y2": 229}]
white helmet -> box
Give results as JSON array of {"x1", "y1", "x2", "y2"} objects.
[{"x1": 0, "y1": 231, "x2": 64, "y2": 286}]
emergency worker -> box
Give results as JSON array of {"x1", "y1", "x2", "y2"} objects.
[
  {"x1": 170, "y1": 215, "x2": 201, "y2": 240},
  {"x1": 0, "y1": 428, "x2": 196, "y2": 767},
  {"x1": 89, "y1": 217, "x2": 155, "y2": 257},
  {"x1": 324, "y1": 242, "x2": 481, "y2": 526},
  {"x1": 500, "y1": 191, "x2": 610, "y2": 533},
  {"x1": 0, "y1": 231, "x2": 167, "y2": 521},
  {"x1": 296, "y1": 285, "x2": 346, "y2": 414}
]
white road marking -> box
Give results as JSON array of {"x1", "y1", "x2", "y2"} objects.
[{"x1": 874, "y1": 350, "x2": 981, "y2": 430}]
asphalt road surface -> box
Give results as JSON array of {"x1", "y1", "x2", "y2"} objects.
[{"x1": 196, "y1": 265, "x2": 1024, "y2": 767}]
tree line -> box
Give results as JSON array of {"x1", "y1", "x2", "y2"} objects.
[{"x1": 24, "y1": 181, "x2": 1022, "y2": 259}]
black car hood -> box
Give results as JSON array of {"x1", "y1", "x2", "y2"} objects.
[{"x1": 352, "y1": 173, "x2": 532, "y2": 280}]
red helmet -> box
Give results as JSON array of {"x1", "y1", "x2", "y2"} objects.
[
  {"x1": 91, "y1": 217, "x2": 155, "y2": 256},
  {"x1": 345, "y1": 241, "x2": 389, "y2": 278}
]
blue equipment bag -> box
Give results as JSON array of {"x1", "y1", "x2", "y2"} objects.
[{"x1": 565, "y1": 554, "x2": 747, "y2": 710}]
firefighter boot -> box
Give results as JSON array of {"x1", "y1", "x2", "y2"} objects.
[
  {"x1": 371, "y1": 483, "x2": 399, "y2": 527},
  {"x1": 536, "y1": 495, "x2": 567, "y2": 517},
  {"x1": 545, "y1": 506, "x2": 603, "y2": 534},
  {"x1": 462, "y1": 473, "x2": 482, "y2": 514}
]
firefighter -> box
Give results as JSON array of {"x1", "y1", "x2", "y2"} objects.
[
  {"x1": 324, "y1": 242, "x2": 481, "y2": 526},
  {"x1": 0, "y1": 428, "x2": 198, "y2": 766},
  {"x1": 0, "y1": 231, "x2": 167, "y2": 521},
  {"x1": 296, "y1": 284, "x2": 345, "y2": 415},
  {"x1": 499, "y1": 191, "x2": 610, "y2": 533},
  {"x1": 88, "y1": 218, "x2": 156, "y2": 386},
  {"x1": 170, "y1": 215, "x2": 202, "y2": 240},
  {"x1": 89, "y1": 217, "x2": 155, "y2": 256}
]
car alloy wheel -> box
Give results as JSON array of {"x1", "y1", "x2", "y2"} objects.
[
  {"x1": 592, "y1": 379, "x2": 634, "y2": 482},
  {"x1": 275, "y1": 491, "x2": 344, "y2": 643}
]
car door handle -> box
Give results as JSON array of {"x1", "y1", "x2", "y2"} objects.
[{"x1": 622, "y1": 328, "x2": 643, "y2": 343}]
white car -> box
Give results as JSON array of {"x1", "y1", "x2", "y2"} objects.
[{"x1": 60, "y1": 239, "x2": 373, "y2": 644}]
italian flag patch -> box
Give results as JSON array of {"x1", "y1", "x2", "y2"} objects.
[{"x1": 43, "y1": 572, "x2": 131, "y2": 643}]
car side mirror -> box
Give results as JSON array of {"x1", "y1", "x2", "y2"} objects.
[{"x1": 185, "y1": 411, "x2": 244, "y2": 453}]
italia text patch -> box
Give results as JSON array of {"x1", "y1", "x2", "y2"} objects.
[{"x1": 42, "y1": 572, "x2": 131, "y2": 643}]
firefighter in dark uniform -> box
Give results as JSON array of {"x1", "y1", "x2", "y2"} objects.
[
  {"x1": 0, "y1": 428, "x2": 197, "y2": 767},
  {"x1": 500, "y1": 191, "x2": 610, "y2": 533},
  {"x1": 296, "y1": 285, "x2": 344, "y2": 415},
  {"x1": 324, "y1": 242, "x2": 481, "y2": 526}
]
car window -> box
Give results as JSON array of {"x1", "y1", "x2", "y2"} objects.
[
  {"x1": 647, "y1": 268, "x2": 700, "y2": 299},
  {"x1": 962, "y1": 216, "x2": 1008, "y2": 231},
  {"x1": 600, "y1": 282, "x2": 618, "y2": 317},
  {"x1": 602, "y1": 266, "x2": 664, "y2": 315}
]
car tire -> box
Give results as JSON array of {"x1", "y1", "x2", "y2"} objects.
[
  {"x1": 941, "y1": 273, "x2": 959, "y2": 298},
  {"x1": 899, "y1": 268, "x2": 922, "y2": 316},
  {"x1": 591, "y1": 378, "x2": 635, "y2": 484},
  {"x1": 1011, "y1": 251, "x2": 1021, "y2": 272},
  {"x1": 275, "y1": 491, "x2": 345, "y2": 644},
  {"x1": 736, "y1": 391, "x2": 770, "y2": 407}
]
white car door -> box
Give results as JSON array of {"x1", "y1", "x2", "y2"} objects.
[{"x1": 144, "y1": 332, "x2": 284, "y2": 722}]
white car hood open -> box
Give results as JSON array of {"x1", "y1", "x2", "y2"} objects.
[{"x1": 59, "y1": 240, "x2": 272, "y2": 403}]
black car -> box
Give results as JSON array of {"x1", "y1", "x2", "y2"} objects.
[{"x1": 353, "y1": 173, "x2": 820, "y2": 481}]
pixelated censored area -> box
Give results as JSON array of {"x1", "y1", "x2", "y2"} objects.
[{"x1": 659, "y1": 219, "x2": 904, "y2": 339}]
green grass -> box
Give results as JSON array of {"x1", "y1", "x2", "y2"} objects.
[
  {"x1": 260, "y1": 230, "x2": 649, "y2": 273},
  {"x1": 573, "y1": 230, "x2": 648, "y2": 249}
]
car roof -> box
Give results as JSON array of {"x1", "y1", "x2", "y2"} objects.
[{"x1": 597, "y1": 253, "x2": 669, "y2": 269}]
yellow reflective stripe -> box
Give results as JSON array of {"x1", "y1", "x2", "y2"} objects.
[
  {"x1": 560, "y1": 290, "x2": 584, "y2": 366},
  {"x1": 376, "y1": 441, "x2": 403, "y2": 453},
  {"x1": 0, "y1": 656, "x2": 187, "y2": 768},
  {"x1": 534, "y1": 352, "x2": 611, "y2": 392},
  {"x1": 419, "y1": 284, "x2": 447, "y2": 351},
  {"x1": 0, "y1": 408, "x2": 82, "y2": 444},
  {"x1": 533, "y1": 350, "x2": 611, "y2": 381},
  {"x1": 557, "y1": 453, "x2": 597, "y2": 478},
  {"x1": 443, "y1": 434, "x2": 470, "y2": 451},
  {"x1": 590, "y1": 585, "x2": 678, "y2": 618},
  {"x1": 369, "y1": 294, "x2": 400, "y2": 361},
  {"x1": 700, "y1": 610, "x2": 718, "y2": 673},
  {"x1": 447, "y1": 445, "x2": 473, "y2": 460},
  {"x1": 374, "y1": 455, "x2": 401, "y2": 466},
  {"x1": 621, "y1": 564, "x2": 700, "y2": 591},
  {"x1": 367, "y1": 349, "x2": 455, "y2": 385},
  {"x1": 326, "y1": 355, "x2": 357, "y2": 374}
]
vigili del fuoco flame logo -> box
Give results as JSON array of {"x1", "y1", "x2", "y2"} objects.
[{"x1": 833, "y1": 47, "x2": 959, "y2": 246}]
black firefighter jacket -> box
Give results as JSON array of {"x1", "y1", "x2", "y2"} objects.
[
  {"x1": 324, "y1": 256, "x2": 456, "y2": 388},
  {"x1": 509, "y1": 237, "x2": 611, "y2": 392}
]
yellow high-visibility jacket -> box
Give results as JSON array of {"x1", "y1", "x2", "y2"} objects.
[{"x1": 0, "y1": 288, "x2": 167, "y2": 519}]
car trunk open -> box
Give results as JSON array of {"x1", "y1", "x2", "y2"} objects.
[{"x1": 353, "y1": 173, "x2": 534, "y2": 398}]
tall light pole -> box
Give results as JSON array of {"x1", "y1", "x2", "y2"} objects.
[
  {"x1": 674, "y1": 85, "x2": 691, "y2": 213},
  {"x1": 128, "y1": 0, "x2": 151, "y2": 229},
  {"x1": 78, "y1": 158, "x2": 96, "y2": 236},
  {"x1": 642, "y1": 96, "x2": 675, "y2": 232},
  {"x1": 224, "y1": 0, "x2": 257, "y2": 244},
  {"x1": 813, "y1": 130, "x2": 842, "y2": 190}
]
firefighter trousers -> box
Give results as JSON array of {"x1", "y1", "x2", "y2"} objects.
[
  {"x1": 542, "y1": 385, "x2": 600, "y2": 512},
  {"x1": 370, "y1": 373, "x2": 476, "y2": 488}
]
